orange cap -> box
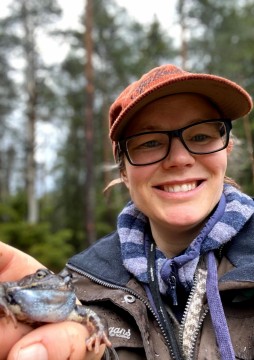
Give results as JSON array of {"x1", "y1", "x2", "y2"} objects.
[{"x1": 109, "y1": 64, "x2": 252, "y2": 143}]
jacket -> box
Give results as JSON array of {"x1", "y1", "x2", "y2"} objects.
[{"x1": 66, "y1": 215, "x2": 254, "y2": 360}]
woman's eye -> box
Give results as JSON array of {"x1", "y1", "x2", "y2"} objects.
[
  {"x1": 191, "y1": 134, "x2": 210, "y2": 142},
  {"x1": 128, "y1": 134, "x2": 167, "y2": 152},
  {"x1": 141, "y1": 140, "x2": 161, "y2": 148}
]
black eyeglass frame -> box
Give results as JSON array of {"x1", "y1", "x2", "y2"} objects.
[{"x1": 118, "y1": 119, "x2": 232, "y2": 166}]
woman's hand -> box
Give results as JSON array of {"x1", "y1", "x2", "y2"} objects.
[{"x1": 0, "y1": 242, "x2": 105, "y2": 360}]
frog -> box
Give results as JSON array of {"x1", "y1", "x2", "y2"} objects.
[{"x1": 0, "y1": 268, "x2": 111, "y2": 353}]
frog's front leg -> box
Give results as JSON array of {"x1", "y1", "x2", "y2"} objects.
[
  {"x1": 67, "y1": 305, "x2": 111, "y2": 353},
  {"x1": 0, "y1": 284, "x2": 18, "y2": 325}
]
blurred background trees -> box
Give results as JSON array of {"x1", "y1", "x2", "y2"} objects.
[{"x1": 0, "y1": 0, "x2": 253, "y2": 270}]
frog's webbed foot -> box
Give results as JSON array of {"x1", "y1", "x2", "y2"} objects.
[
  {"x1": 69, "y1": 306, "x2": 111, "y2": 354},
  {"x1": 86, "y1": 329, "x2": 111, "y2": 353}
]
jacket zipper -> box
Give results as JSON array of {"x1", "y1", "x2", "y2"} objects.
[
  {"x1": 188, "y1": 307, "x2": 209, "y2": 359},
  {"x1": 178, "y1": 271, "x2": 209, "y2": 359},
  {"x1": 66, "y1": 263, "x2": 179, "y2": 359}
]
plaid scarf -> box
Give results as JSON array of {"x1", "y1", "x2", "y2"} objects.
[{"x1": 117, "y1": 184, "x2": 254, "y2": 359}]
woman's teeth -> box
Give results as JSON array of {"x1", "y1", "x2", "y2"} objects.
[{"x1": 162, "y1": 182, "x2": 197, "y2": 193}]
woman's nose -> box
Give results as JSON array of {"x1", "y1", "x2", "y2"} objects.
[{"x1": 161, "y1": 137, "x2": 195, "y2": 168}]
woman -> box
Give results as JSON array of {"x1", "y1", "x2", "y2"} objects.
[{"x1": 1, "y1": 64, "x2": 254, "y2": 360}]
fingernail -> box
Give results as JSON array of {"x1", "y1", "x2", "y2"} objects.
[{"x1": 16, "y1": 343, "x2": 48, "y2": 360}]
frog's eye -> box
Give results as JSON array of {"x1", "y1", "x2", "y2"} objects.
[{"x1": 35, "y1": 269, "x2": 50, "y2": 279}]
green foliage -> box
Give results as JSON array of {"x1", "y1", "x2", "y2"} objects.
[
  {"x1": 0, "y1": 191, "x2": 27, "y2": 222},
  {"x1": 28, "y1": 228, "x2": 74, "y2": 272},
  {"x1": 0, "y1": 203, "x2": 20, "y2": 223},
  {"x1": 0, "y1": 222, "x2": 74, "y2": 272}
]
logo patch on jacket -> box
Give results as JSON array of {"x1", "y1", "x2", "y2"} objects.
[{"x1": 109, "y1": 327, "x2": 131, "y2": 339}]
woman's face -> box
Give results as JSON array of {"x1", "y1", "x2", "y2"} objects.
[{"x1": 122, "y1": 94, "x2": 231, "y2": 239}]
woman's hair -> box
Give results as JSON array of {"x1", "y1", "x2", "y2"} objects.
[{"x1": 224, "y1": 176, "x2": 241, "y2": 189}]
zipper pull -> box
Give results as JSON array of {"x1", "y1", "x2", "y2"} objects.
[
  {"x1": 161, "y1": 259, "x2": 179, "y2": 306},
  {"x1": 168, "y1": 275, "x2": 178, "y2": 306}
]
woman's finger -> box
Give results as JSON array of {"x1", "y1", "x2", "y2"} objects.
[
  {"x1": 0, "y1": 317, "x2": 32, "y2": 360},
  {"x1": 7, "y1": 321, "x2": 106, "y2": 360},
  {"x1": 0, "y1": 242, "x2": 43, "y2": 281}
]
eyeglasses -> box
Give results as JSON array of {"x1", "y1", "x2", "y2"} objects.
[{"x1": 118, "y1": 119, "x2": 232, "y2": 166}]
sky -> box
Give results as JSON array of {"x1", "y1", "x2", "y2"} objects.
[
  {"x1": 112, "y1": 0, "x2": 177, "y2": 29},
  {"x1": 60, "y1": 0, "x2": 177, "y2": 30}
]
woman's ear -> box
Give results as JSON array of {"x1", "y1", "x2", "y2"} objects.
[
  {"x1": 227, "y1": 138, "x2": 234, "y2": 154},
  {"x1": 121, "y1": 169, "x2": 129, "y2": 189}
]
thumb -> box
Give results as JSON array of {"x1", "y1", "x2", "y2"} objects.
[{"x1": 7, "y1": 322, "x2": 105, "y2": 360}]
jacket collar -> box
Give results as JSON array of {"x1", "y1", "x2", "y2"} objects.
[
  {"x1": 220, "y1": 214, "x2": 254, "y2": 283},
  {"x1": 67, "y1": 231, "x2": 131, "y2": 287}
]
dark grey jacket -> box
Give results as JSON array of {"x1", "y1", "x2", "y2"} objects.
[{"x1": 66, "y1": 215, "x2": 254, "y2": 360}]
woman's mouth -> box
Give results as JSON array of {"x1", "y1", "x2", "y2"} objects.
[{"x1": 158, "y1": 181, "x2": 201, "y2": 193}]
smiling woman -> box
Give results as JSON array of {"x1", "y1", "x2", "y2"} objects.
[
  {"x1": 1, "y1": 64, "x2": 254, "y2": 360},
  {"x1": 117, "y1": 93, "x2": 231, "y2": 254}
]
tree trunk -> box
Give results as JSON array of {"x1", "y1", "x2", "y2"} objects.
[
  {"x1": 84, "y1": 0, "x2": 96, "y2": 244},
  {"x1": 21, "y1": 0, "x2": 38, "y2": 224}
]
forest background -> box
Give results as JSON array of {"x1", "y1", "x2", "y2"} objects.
[{"x1": 0, "y1": 0, "x2": 254, "y2": 271}]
